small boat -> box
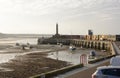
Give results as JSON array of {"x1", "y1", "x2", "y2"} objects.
[
  {"x1": 89, "y1": 50, "x2": 96, "y2": 57},
  {"x1": 69, "y1": 46, "x2": 76, "y2": 50}
]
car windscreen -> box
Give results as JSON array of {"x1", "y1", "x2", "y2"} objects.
[{"x1": 101, "y1": 68, "x2": 120, "y2": 77}]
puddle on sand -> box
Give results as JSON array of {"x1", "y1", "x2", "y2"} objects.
[
  {"x1": 0, "y1": 49, "x2": 51, "y2": 72},
  {"x1": 47, "y1": 50, "x2": 91, "y2": 65},
  {"x1": 0, "y1": 49, "x2": 51, "y2": 64},
  {"x1": 0, "y1": 67, "x2": 14, "y2": 72},
  {"x1": 0, "y1": 54, "x2": 17, "y2": 64}
]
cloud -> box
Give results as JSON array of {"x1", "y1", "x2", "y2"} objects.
[
  {"x1": 0, "y1": 0, "x2": 120, "y2": 34},
  {"x1": 0, "y1": 0, "x2": 119, "y2": 16},
  {"x1": 0, "y1": 0, "x2": 120, "y2": 21}
]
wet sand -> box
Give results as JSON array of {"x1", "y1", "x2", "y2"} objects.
[{"x1": 0, "y1": 44, "x2": 70, "y2": 78}]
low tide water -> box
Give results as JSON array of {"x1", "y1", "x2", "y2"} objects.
[
  {"x1": 47, "y1": 49, "x2": 92, "y2": 65},
  {"x1": 0, "y1": 38, "x2": 38, "y2": 45},
  {"x1": 0, "y1": 38, "x2": 37, "y2": 64},
  {"x1": 0, "y1": 49, "x2": 91, "y2": 65}
]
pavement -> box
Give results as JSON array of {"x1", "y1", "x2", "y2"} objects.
[{"x1": 54, "y1": 59, "x2": 110, "y2": 78}]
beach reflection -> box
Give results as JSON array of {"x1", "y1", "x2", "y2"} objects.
[
  {"x1": 48, "y1": 50, "x2": 90, "y2": 65},
  {"x1": 0, "y1": 54, "x2": 17, "y2": 63}
]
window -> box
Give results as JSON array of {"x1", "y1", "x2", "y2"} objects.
[{"x1": 101, "y1": 68, "x2": 120, "y2": 77}]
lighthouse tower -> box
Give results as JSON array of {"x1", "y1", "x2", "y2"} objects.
[
  {"x1": 55, "y1": 23, "x2": 60, "y2": 38},
  {"x1": 56, "y1": 23, "x2": 59, "y2": 35}
]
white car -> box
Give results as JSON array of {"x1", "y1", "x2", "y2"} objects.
[
  {"x1": 92, "y1": 56, "x2": 120, "y2": 78},
  {"x1": 92, "y1": 66, "x2": 120, "y2": 78}
]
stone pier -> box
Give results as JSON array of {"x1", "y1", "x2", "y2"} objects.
[
  {"x1": 71, "y1": 39, "x2": 111, "y2": 51},
  {"x1": 38, "y1": 38, "x2": 112, "y2": 51}
]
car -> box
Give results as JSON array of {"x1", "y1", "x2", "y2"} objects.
[
  {"x1": 92, "y1": 56, "x2": 120, "y2": 78},
  {"x1": 92, "y1": 66, "x2": 120, "y2": 78},
  {"x1": 69, "y1": 46, "x2": 76, "y2": 51}
]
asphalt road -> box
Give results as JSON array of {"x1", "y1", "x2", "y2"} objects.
[{"x1": 65, "y1": 61, "x2": 110, "y2": 78}]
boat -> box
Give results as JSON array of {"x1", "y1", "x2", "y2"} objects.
[{"x1": 69, "y1": 46, "x2": 76, "y2": 50}]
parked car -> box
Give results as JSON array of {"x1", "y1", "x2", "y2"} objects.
[
  {"x1": 69, "y1": 45, "x2": 76, "y2": 51},
  {"x1": 92, "y1": 66, "x2": 120, "y2": 78},
  {"x1": 92, "y1": 56, "x2": 120, "y2": 78}
]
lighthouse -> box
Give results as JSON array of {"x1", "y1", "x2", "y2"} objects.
[
  {"x1": 56, "y1": 23, "x2": 59, "y2": 35},
  {"x1": 55, "y1": 23, "x2": 60, "y2": 38}
]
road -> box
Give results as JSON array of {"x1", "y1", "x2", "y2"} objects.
[{"x1": 65, "y1": 61, "x2": 109, "y2": 78}]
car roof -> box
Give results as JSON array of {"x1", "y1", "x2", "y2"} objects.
[
  {"x1": 97, "y1": 66, "x2": 120, "y2": 70},
  {"x1": 110, "y1": 56, "x2": 120, "y2": 66}
]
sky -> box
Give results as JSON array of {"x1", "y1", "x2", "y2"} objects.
[{"x1": 0, "y1": 0, "x2": 120, "y2": 35}]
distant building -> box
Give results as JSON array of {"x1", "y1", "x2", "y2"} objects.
[
  {"x1": 88, "y1": 29, "x2": 93, "y2": 35},
  {"x1": 116, "y1": 35, "x2": 120, "y2": 41},
  {"x1": 88, "y1": 29, "x2": 93, "y2": 40}
]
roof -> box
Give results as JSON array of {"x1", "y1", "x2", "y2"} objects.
[{"x1": 97, "y1": 66, "x2": 120, "y2": 70}]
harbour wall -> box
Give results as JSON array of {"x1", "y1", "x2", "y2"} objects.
[{"x1": 38, "y1": 38, "x2": 114, "y2": 53}]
